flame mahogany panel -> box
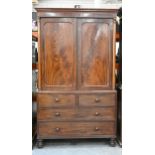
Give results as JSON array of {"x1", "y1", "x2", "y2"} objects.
[
  {"x1": 40, "y1": 18, "x2": 76, "y2": 90},
  {"x1": 78, "y1": 19, "x2": 113, "y2": 90}
]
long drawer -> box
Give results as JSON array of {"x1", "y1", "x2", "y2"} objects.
[
  {"x1": 79, "y1": 93, "x2": 116, "y2": 107},
  {"x1": 38, "y1": 107, "x2": 115, "y2": 121},
  {"x1": 38, "y1": 94, "x2": 75, "y2": 108},
  {"x1": 38, "y1": 122, "x2": 115, "y2": 138}
]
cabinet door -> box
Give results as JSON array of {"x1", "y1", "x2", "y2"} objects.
[
  {"x1": 78, "y1": 19, "x2": 115, "y2": 90},
  {"x1": 39, "y1": 18, "x2": 76, "y2": 90}
]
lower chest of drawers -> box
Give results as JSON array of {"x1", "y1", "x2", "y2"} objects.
[{"x1": 37, "y1": 92, "x2": 117, "y2": 138}]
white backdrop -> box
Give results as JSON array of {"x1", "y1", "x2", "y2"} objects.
[{"x1": 33, "y1": 0, "x2": 122, "y2": 9}]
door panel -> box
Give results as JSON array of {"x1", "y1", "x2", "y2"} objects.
[
  {"x1": 39, "y1": 18, "x2": 76, "y2": 90},
  {"x1": 78, "y1": 19, "x2": 113, "y2": 90}
]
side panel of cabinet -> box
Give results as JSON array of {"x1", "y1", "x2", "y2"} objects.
[
  {"x1": 39, "y1": 18, "x2": 76, "y2": 90},
  {"x1": 78, "y1": 19, "x2": 114, "y2": 90}
]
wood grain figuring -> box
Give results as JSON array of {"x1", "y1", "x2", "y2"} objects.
[
  {"x1": 38, "y1": 94, "x2": 75, "y2": 108},
  {"x1": 79, "y1": 94, "x2": 116, "y2": 107},
  {"x1": 41, "y1": 18, "x2": 76, "y2": 90},
  {"x1": 38, "y1": 107, "x2": 115, "y2": 121},
  {"x1": 38, "y1": 122, "x2": 115, "y2": 137},
  {"x1": 79, "y1": 19, "x2": 112, "y2": 89}
]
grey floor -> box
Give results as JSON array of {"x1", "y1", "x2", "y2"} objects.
[{"x1": 32, "y1": 139, "x2": 122, "y2": 155}]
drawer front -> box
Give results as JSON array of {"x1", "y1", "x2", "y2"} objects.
[
  {"x1": 38, "y1": 94, "x2": 75, "y2": 107},
  {"x1": 38, "y1": 107, "x2": 115, "y2": 121},
  {"x1": 38, "y1": 122, "x2": 115, "y2": 137},
  {"x1": 79, "y1": 94, "x2": 116, "y2": 106}
]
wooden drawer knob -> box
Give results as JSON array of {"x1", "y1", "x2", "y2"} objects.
[
  {"x1": 95, "y1": 98, "x2": 100, "y2": 102},
  {"x1": 55, "y1": 98, "x2": 60, "y2": 102},
  {"x1": 95, "y1": 112, "x2": 100, "y2": 116},
  {"x1": 55, "y1": 112, "x2": 60, "y2": 116},
  {"x1": 95, "y1": 127, "x2": 100, "y2": 131},
  {"x1": 55, "y1": 127, "x2": 60, "y2": 132}
]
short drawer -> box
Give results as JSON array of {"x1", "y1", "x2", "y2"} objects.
[
  {"x1": 37, "y1": 94, "x2": 75, "y2": 108},
  {"x1": 79, "y1": 93, "x2": 116, "y2": 106},
  {"x1": 38, "y1": 122, "x2": 115, "y2": 138},
  {"x1": 38, "y1": 107, "x2": 115, "y2": 121}
]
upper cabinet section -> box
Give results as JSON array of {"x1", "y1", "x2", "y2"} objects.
[{"x1": 37, "y1": 9, "x2": 117, "y2": 91}]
